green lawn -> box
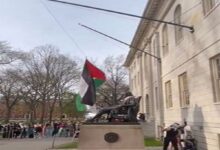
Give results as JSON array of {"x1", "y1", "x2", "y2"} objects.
[
  {"x1": 144, "y1": 138, "x2": 163, "y2": 147},
  {"x1": 54, "y1": 142, "x2": 78, "y2": 149}
]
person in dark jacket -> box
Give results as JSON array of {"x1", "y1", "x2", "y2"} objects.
[{"x1": 163, "y1": 123, "x2": 181, "y2": 150}]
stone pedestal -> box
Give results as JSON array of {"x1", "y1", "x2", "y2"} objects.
[{"x1": 78, "y1": 123, "x2": 145, "y2": 150}]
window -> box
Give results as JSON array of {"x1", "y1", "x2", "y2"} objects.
[
  {"x1": 145, "y1": 94, "x2": 150, "y2": 116},
  {"x1": 178, "y1": 72, "x2": 190, "y2": 107},
  {"x1": 153, "y1": 39, "x2": 157, "y2": 64},
  {"x1": 134, "y1": 61, "x2": 136, "y2": 70},
  {"x1": 157, "y1": 125, "x2": 162, "y2": 139},
  {"x1": 133, "y1": 79, "x2": 135, "y2": 90},
  {"x1": 134, "y1": 75, "x2": 137, "y2": 89},
  {"x1": 210, "y1": 54, "x2": 220, "y2": 102},
  {"x1": 174, "y1": 5, "x2": 183, "y2": 44},
  {"x1": 162, "y1": 24, "x2": 169, "y2": 57},
  {"x1": 144, "y1": 53, "x2": 148, "y2": 81},
  {"x1": 202, "y1": 0, "x2": 219, "y2": 15},
  {"x1": 218, "y1": 134, "x2": 220, "y2": 150},
  {"x1": 153, "y1": 32, "x2": 160, "y2": 64},
  {"x1": 130, "y1": 78, "x2": 133, "y2": 91},
  {"x1": 165, "y1": 81, "x2": 173, "y2": 108},
  {"x1": 155, "y1": 87, "x2": 159, "y2": 110}
]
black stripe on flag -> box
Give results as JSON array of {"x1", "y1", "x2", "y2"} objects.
[{"x1": 81, "y1": 63, "x2": 96, "y2": 106}]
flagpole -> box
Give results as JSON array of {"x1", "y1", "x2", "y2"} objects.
[
  {"x1": 48, "y1": 0, "x2": 194, "y2": 33},
  {"x1": 79, "y1": 23, "x2": 161, "y2": 62}
]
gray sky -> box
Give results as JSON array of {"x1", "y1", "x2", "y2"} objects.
[{"x1": 0, "y1": 0, "x2": 148, "y2": 62}]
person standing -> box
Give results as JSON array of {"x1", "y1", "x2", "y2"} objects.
[
  {"x1": 162, "y1": 123, "x2": 180, "y2": 150},
  {"x1": 27, "y1": 125, "x2": 34, "y2": 138}
]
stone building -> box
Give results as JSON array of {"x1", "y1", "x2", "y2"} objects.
[{"x1": 124, "y1": 0, "x2": 220, "y2": 149}]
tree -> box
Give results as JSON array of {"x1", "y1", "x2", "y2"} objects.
[
  {"x1": 18, "y1": 71, "x2": 41, "y2": 124},
  {"x1": 0, "y1": 41, "x2": 24, "y2": 65},
  {"x1": 0, "y1": 69, "x2": 23, "y2": 123},
  {"x1": 47, "y1": 54, "x2": 80, "y2": 122},
  {"x1": 96, "y1": 55, "x2": 129, "y2": 107},
  {"x1": 19, "y1": 45, "x2": 80, "y2": 123},
  {"x1": 0, "y1": 43, "x2": 81, "y2": 123}
]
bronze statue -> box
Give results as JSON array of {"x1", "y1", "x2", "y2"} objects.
[{"x1": 87, "y1": 93, "x2": 141, "y2": 123}]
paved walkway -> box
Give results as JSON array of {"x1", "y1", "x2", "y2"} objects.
[
  {"x1": 50, "y1": 147, "x2": 163, "y2": 150},
  {"x1": 0, "y1": 137, "x2": 73, "y2": 150},
  {"x1": 48, "y1": 147, "x2": 163, "y2": 150},
  {"x1": 48, "y1": 148, "x2": 162, "y2": 150},
  {"x1": 0, "y1": 138, "x2": 162, "y2": 150}
]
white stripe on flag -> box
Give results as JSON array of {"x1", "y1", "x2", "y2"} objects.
[{"x1": 79, "y1": 76, "x2": 88, "y2": 98}]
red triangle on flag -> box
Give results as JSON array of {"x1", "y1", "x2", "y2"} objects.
[{"x1": 86, "y1": 59, "x2": 106, "y2": 80}]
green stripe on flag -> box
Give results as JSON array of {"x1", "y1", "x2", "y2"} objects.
[
  {"x1": 75, "y1": 94, "x2": 86, "y2": 112},
  {"x1": 94, "y1": 79, "x2": 105, "y2": 88}
]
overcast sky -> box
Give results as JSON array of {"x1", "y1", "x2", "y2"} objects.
[{"x1": 0, "y1": 0, "x2": 148, "y2": 63}]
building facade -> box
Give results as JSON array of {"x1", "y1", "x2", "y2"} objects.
[{"x1": 125, "y1": 0, "x2": 220, "y2": 149}]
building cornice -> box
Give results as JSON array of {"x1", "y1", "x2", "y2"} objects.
[
  {"x1": 124, "y1": 0, "x2": 175, "y2": 67},
  {"x1": 124, "y1": 0, "x2": 161, "y2": 67}
]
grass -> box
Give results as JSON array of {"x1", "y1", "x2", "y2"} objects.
[
  {"x1": 54, "y1": 142, "x2": 78, "y2": 149},
  {"x1": 144, "y1": 138, "x2": 163, "y2": 147}
]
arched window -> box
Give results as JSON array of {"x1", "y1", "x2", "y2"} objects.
[
  {"x1": 162, "y1": 24, "x2": 169, "y2": 57},
  {"x1": 174, "y1": 5, "x2": 183, "y2": 44}
]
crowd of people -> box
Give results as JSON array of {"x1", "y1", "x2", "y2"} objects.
[{"x1": 0, "y1": 121, "x2": 80, "y2": 139}]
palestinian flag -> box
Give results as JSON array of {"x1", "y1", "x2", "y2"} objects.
[
  {"x1": 75, "y1": 94, "x2": 86, "y2": 112},
  {"x1": 79, "y1": 59, "x2": 106, "y2": 106}
]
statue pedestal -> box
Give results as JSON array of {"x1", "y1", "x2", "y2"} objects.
[{"x1": 78, "y1": 123, "x2": 145, "y2": 150}]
